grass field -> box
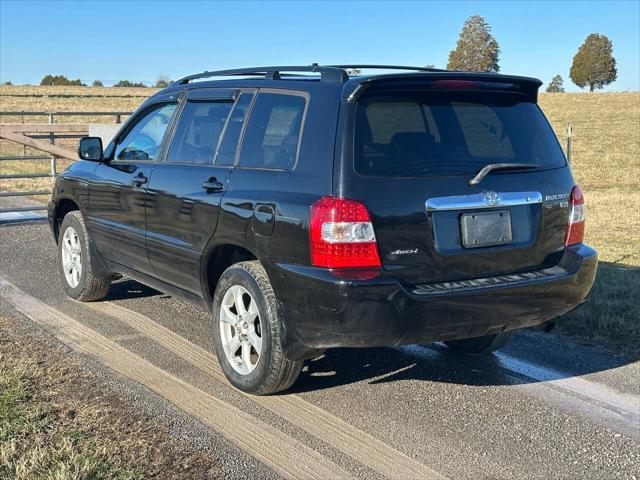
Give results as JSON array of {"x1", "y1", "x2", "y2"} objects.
[{"x1": 1, "y1": 86, "x2": 639, "y2": 355}]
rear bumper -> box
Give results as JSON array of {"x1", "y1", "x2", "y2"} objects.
[{"x1": 264, "y1": 244, "x2": 598, "y2": 359}]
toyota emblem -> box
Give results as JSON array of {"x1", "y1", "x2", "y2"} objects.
[{"x1": 483, "y1": 191, "x2": 500, "y2": 206}]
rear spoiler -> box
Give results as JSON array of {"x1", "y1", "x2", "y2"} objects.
[{"x1": 343, "y1": 73, "x2": 543, "y2": 103}]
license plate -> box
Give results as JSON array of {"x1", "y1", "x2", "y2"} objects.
[{"x1": 461, "y1": 210, "x2": 512, "y2": 248}]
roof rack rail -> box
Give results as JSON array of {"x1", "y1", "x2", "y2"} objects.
[
  {"x1": 331, "y1": 64, "x2": 450, "y2": 73},
  {"x1": 175, "y1": 65, "x2": 348, "y2": 85}
]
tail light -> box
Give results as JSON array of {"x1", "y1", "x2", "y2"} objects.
[
  {"x1": 565, "y1": 185, "x2": 586, "y2": 245},
  {"x1": 310, "y1": 197, "x2": 381, "y2": 268}
]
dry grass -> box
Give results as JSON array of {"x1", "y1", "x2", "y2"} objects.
[
  {"x1": 539, "y1": 92, "x2": 640, "y2": 265},
  {"x1": 0, "y1": 86, "x2": 159, "y2": 197},
  {"x1": 536, "y1": 92, "x2": 640, "y2": 356},
  {"x1": 0, "y1": 314, "x2": 220, "y2": 479},
  {"x1": 1, "y1": 87, "x2": 639, "y2": 354}
]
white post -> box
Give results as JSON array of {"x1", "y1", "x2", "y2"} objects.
[
  {"x1": 48, "y1": 112, "x2": 56, "y2": 183},
  {"x1": 566, "y1": 123, "x2": 573, "y2": 164}
]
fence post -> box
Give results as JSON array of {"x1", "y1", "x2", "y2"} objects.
[
  {"x1": 566, "y1": 123, "x2": 573, "y2": 164},
  {"x1": 50, "y1": 156, "x2": 57, "y2": 184},
  {"x1": 115, "y1": 114, "x2": 122, "y2": 124},
  {"x1": 48, "y1": 113, "x2": 56, "y2": 184}
]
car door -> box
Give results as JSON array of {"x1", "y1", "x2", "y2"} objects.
[
  {"x1": 145, "y1": 89, "x2": 254, "y2": 295},
  {"x1": 225, "y1": 89, "x2": 310, "y2": 259},
  {"x1": 88, "y1": 97, "x2": 179, "y2": 275}
]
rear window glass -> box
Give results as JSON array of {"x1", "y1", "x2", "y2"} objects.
[
  {"x1": 355, "y1": 92, "x2": 565, "y2": 177},
  {"x1": 239, "y1": 93, "x2": 306, "y2": 170}
]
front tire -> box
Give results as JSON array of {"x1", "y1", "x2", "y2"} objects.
[
  {"x1": 58, "y1": 211, "x2": 110, "y2": 301},
  {"x1": 212, "y1": 261, "x2": 303, "y2": 395},
  {"x1": 444, "y1": 331, "x2": 515, "y2": 355}
]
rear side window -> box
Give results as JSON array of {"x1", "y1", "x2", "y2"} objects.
[
  {"x1": 166, "y1": 101, "x2": 233, "y2": 164},
  {"x1": 239, "y1": 92, "x2": 306, "y2": 170},
  {"x1": 355, "y1": 92, "x2": 565, "y2": 177},
  {"x1": 214, "y1": 93, "x2": 253, "y2": 166}
]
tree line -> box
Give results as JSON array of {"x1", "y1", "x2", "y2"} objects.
[
  {"x1": 446, "y1": 15, "x2": 617, "y2": 92},
  {"x1": 36, "y1": 75, "x2": 172, "y2": 88}
]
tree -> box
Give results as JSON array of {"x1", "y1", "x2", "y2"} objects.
[
  {"x1": 447, "y1": 15, "x2": 500, "y2": 72},
  {"x1": 92, "y1": 80, "x2": 104, "y2": 87},
  {"x1": 2, "y1": 81, "x2": 12, "y2": 85},
  {"x1": 154, "y1": 74, "x2": 171, "y2": 88},
  {"x1": 113, "y1": 80, "x2": 147, "y2": 88},
  {"x1": 40, "y1": 74, "x2": 85, "y2": 86},
  {"x1": 570, "y1": 33, "x2": 617, "y2": 92},
  {"x1": 546, "y1": 75, "x2": 565, "y2": 93}
]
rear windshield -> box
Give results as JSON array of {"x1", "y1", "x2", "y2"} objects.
[{"x1": 354, "y1": 91, "x2": 566, "y2": 177}]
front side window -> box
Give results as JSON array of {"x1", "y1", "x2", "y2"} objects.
[
  {"x1": 166, "y1": 101, "x2": 233, "y2": 164},
  {"x1": 239, "y1": 93, "x2": 306, "y2": 170},
  {"x1": 114, "y1": 103, "x2": 177, "y2": 162},
  {"x1": 355, "y1": 92, "x2": 565, "y2": 177}
]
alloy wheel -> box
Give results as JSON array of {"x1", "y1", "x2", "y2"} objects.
[
  {"x1": 219, "y1": 285, "x2": 263, "y2": 375},
  {"x1": 61, "y1": 226, "x2": 82, "y2": 288}
]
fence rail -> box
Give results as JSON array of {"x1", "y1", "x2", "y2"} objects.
[
  {"x1": 0, "y1": 111, "x2": 131, "y2": 124},
  {"x1": 1, "y1": 111, "x2": 132, "y2": 218}
]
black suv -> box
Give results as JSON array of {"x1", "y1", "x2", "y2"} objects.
[{"x1": 48, "y1": 65, "x2": 597, "y2": 394}]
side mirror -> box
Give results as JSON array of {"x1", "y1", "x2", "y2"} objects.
[{"x1": 78, "y1": 137, "x2": 104, "y2": 162}]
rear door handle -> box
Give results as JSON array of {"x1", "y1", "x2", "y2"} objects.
[
  {"x1": 202, "y1": 178, "x2": 224, "y2": 193},
  {"x1": 131, "y1": 173, "x2": 148, "y2": 187}
]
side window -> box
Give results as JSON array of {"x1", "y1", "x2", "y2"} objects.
[
  {"x1": 166, "y1": 101, "x2": 233, "y2": 164},
  {"x1": 114, "y1": 103, "x2": 177, "y2": 162},
  {"x1": 214, "y1": 93, "x2": 253, "y2": 166},
  {"x1": 239, "y1": 93, "x2": 306, "y2": 170}
]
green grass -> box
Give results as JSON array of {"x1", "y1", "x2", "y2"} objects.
[{"x1": 0, "y1": 364, "x2": 142, "y2": 480}]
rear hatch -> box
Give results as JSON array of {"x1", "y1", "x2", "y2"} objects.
[{"x1": 339, "y1": 78, "x2": 575, "y2": 285}]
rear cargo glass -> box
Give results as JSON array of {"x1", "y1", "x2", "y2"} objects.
[{"x1": 354, "y1": 91, "x2": 565, "y2": 177}]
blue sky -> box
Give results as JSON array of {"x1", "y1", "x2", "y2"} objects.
[{"x1": 1, "y1": 0, "x2": 638, "y2": 91}]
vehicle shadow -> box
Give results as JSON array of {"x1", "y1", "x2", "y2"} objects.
[
  {"x1": 105, "y1": 278, "x2": 166, "y2": 301},
  {"x1": 290, "y1": 338, "x2": 635, "y2": 392}
]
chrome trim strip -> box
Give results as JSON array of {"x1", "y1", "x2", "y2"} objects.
[{"x1": 425, "y1": 191, "x2": 542, "y2": 212}]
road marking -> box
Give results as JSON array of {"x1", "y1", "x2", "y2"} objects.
[
  {"x1": 0, "y1": 278, "x2": 353, "y2": 480},
  {"x1": 87, "y1": 301, "x2": 446, "y2": 480},
  {"x1": 107, "y1": 333, "x2": 146, "y2": 342},
  {"x1": 494, "y1": 352, "x2": 640, "y2": 424},
  {"x1": 403, "y1": 345, "x2": 640, "y2": 439}
]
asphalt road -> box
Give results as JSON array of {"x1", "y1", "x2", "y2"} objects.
[{"x1": 1, "y1": 220, "x2": 638, "y2": 479}]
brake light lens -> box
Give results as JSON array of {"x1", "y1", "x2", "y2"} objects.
[
  {"x1": 565, "y1": 185, "x2": 586, "y2": 245},
  {"x1": 430, "y1": 80, "x2": 481, "y2": 89},
  {"x1": 310, "y1": 197, "x2": 381, "y2": 268}
]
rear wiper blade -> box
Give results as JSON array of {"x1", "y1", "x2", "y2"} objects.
[{"x1": 469, "y1": 163, "x2": 539, "y2": 186}]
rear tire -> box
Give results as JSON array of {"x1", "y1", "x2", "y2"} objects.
[
  {"x1": 212, "y1": 261, "x2": 303, "y2": 395},
  {"x1": 444, "y1": 331, "x2": 515, "y2": 355},
  {"x1": 58, "y1": 211, "x2": 110, "y2": 301}
]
